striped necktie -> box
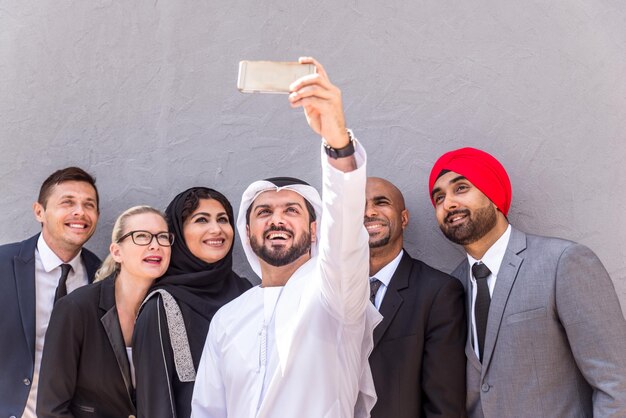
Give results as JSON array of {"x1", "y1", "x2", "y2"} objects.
[{"x1": 369, "y1": 278, "x2": 383, "y2": 305}]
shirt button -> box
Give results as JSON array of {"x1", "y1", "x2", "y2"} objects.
[
  {"x1": 129, "y1": 415, "x2": 136, "y2": 418},
  {"x1": 23, "y1": 378, "x2": 31, "y2": 386},
  {"x1": 10, "y1": 415, "x2": 17, "y2": 418},
  {"x1": 481, "y1": 383, "x2": 490, "y2": 392}
]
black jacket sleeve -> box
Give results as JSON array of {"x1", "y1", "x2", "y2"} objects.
[
  {"x1": 37, "y1": 297, "x2": 83, "y2": 418},
  {"x1": 422, "y1": 277, "x2": 467, "y2": 417}
]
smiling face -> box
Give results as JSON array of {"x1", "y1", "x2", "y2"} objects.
[
  {"x1": 33, "y1": 180, "x2": 99, "y2": 261},
  {"x1": 247, "y1": 189, "x2": 316, "y2": 268},
  {"x1": 364, "y1": 178, "x2": 408, "y2": 252},
  {"x1": 183, "y1": 198, "x2": 234, "y2": 264},
  {"x1": 431, "y1": 171, "x2": 499, "y2": 246},
  {"x1": 110, "y1": 212, "x2": 171, "y2": 281}
]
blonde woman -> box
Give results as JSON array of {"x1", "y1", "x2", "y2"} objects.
[{"x1": 37, "y1": 206, "x2": 172, "y2": 418}]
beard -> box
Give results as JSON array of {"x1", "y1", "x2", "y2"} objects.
[
  {"x1": 369, "y1": 234, "x2": 390, "y2": 249},
  {"x1": 439, "y1": 205, "x2": 497, "y2": 245},
  {"x1": 250, "y1": 226, "x2": 312, "y2": 267},
  {"x1": 365, "y1": 216, "x2": 391, "y2": 249}
]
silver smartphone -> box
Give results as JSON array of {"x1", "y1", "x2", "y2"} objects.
[{"x1": 237, "y1": 60, "x2": 317, "y2": 94}]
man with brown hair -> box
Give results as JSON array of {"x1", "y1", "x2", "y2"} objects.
[{"x1": 0, "y1": 167, "x2": 102, "y2": 418}]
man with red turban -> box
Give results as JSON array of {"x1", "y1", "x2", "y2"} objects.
[{"x1": 428, "y1": 147, "x2": 626, "y2": 418}]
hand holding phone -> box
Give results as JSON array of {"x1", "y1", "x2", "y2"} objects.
[{"x1": 288, "y1": 57, "x2": 349, "y2": 150}]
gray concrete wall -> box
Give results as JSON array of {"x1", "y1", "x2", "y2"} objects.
[{"x1": 2, "y1": 1, "x2": 625, "y2": 310}]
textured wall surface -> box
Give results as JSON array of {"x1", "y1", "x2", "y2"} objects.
[{"x1": 1, "y1": 1, "x2": 625, "y2": 310}]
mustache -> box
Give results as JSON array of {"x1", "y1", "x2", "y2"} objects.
[
  {"x1": 445, "y1": 209, "x2": 470, "y2": 223},
  {"x1": 263, "y1": 224, "x2": 294, "y2": 236},
  {"x1": 364, "y1": 216, "x2": 387, "y2": 224}
]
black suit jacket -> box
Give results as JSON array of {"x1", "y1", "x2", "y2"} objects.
[
  {"x1": 37, "y1": 276, "x2": 136, "y2": 418},
  {"x1": 0, "y1": 234, "x2": 100, "y2": 418},
  {"x1": 369, "y1": 250, "x2": 467, "y2": 418}
]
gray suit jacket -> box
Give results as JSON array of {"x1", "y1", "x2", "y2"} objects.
[{"x1": 452, "y1": 227, "x2": 626, "y2": 418}]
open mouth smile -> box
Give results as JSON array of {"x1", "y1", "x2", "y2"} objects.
[
  {"x1": 66, "y1": 222, "x2": 90, "y2": 230},
  {"x1": 143, "y1": 256, "x2": 163, "y2": 265},
  {"x1": 266, "y1": 232, "x2": 291, "y2": 241},
  {"x1": 365, "y1": 223, "x2": 386, "y2": 231},
  {"x1": 445, "y1": 210, "x2": 469, "y2": 226},
  {"x1": 264, "y1": 224, "x2": 294, "y2": 242},
  {"x1": 364, "y1": 217, "x2": 387, "y2": 233},
  {"x1": 203, "y1": 238, "x2": 226, "y2": 246}
]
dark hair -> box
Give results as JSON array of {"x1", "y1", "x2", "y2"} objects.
[
  {"x1": 38, "y1": 167, "x2": 99, "y2": 210},
  {"x1": 181, "y1": 188, "x2": 234, "y2": 226},
  {"x1": 436, "y1": 169, "x2": 451, "y2": 180},
  {"x1": 245, "y1": 194, "x2": 316, "y2": 226}
]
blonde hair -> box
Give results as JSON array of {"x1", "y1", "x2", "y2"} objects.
[{"x1": 94, "y1": 205, "x2": 167, "y2": 282}]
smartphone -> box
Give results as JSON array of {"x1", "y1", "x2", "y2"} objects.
[{"x1": 237, "y1": 60, "x2": 317, "y2": 94}]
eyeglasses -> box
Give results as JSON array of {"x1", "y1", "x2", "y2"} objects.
[{"x1": 117, "y1": 230, "x2": 174, "y2": 247}]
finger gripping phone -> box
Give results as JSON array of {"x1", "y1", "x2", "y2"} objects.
[{"x1": 237, "y1": 60, "x2": 317, "y2": 94}]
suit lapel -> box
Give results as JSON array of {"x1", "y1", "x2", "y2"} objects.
[
  {"x1": 99, "y1": 277, "x2": 134, "y2": 402},
  {"x1": 480, "y1": 228, "x2": 526, "y2": 376},
  {"x1": 14, "y1": 235, "x2": 39, "y2": 359},
  {"x1": 373, "y1": 252, "x2": 409, "y2": 347},
  {"x1": 81, "y1": 249, "x2": 101, "y2": 284}
]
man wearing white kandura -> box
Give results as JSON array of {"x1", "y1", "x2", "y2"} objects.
[{"x1": 190, "y1": 57, "x2": 381, "y2": 418}]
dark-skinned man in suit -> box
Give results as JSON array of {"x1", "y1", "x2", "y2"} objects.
[{"x1": 366, "y1": 177, "x2": 466, "y2": 418}]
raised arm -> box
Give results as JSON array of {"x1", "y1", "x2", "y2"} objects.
[
  {"x1": 289, "y1": 57, "x2": 370, "y2": 322},
  {"x1": 289, "y1": 57, "x2": 357, "y2": 173}
]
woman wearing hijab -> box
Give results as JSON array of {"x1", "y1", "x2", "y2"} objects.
[
  {"x1": 133, "y1": 187, "x2": 252, "y2": 418},
  {"x1": 37, "y1": 205, "x2": 172, "y2": 418}
]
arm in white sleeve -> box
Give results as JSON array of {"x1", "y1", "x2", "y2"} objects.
[{"x1": 317, "y1": 139, "x2": 370, "y2": 323}]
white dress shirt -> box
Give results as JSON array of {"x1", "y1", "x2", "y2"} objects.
[
  {"x1": 191, "y1": 143, "x2": 382, "y2": 418},
  {"x1": 369, "y1": 249, "x2": 404, "y2": 310},
  {"x1": 466, "y1": 224, "x2": 511, "y2": 359},
  {"x1": 22, "y1": 235, "x2": 88, "y2": 418}
]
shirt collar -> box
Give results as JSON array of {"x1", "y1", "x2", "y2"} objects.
[
  {"x1": 370, "y1": 249, "x2": 404, "y2": 287},
  {"x1": 37, "y1": 234, "x2": 83, "y2": 273},
  {"x1": 467, "y1": 224, "x2": 511, "y2": 278}
]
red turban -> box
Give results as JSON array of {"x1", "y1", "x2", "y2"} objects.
[{"x1": 428, "y1": 147, "x2": 512, "y2": 216}]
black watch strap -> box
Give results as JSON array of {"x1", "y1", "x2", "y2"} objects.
[{"x1": 323, "y1": 129, "x2": 356, "y2": 159}]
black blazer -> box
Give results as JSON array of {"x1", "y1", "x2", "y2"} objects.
[
  {"x1": 133, "y1": 275, "x2": 252, "y2": 418},
  {"x1": 369, "y1": 251, "x2": 467, "y2": 418},
  {"x1": 37, "y1": 276, "x2": 136, "y2": 418},
  {"x1": 0, "y1": 234, "x2": 100, "y2": 418}
]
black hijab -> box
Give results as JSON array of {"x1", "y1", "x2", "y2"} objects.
[
  {"x1": 133, "y1": 188, "x2": 251, "y2": 417},
  {"x1": 152, "y1": 186, "x2": 251, "y2": 322}
]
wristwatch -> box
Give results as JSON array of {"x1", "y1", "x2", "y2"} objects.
[{"x1": 323, "y1": 129, "x2": 356, "y2": 159}]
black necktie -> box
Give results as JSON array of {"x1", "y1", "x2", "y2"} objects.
[
  {"x1": 54, "y1": 264, "x2": 72, "y2": 304},
  {"x1": 369, "y1": 278, "x2": 383, "y2": 305},
  {"x1": 472, "y1": 262, "x2": 491, "y2": 362}
]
